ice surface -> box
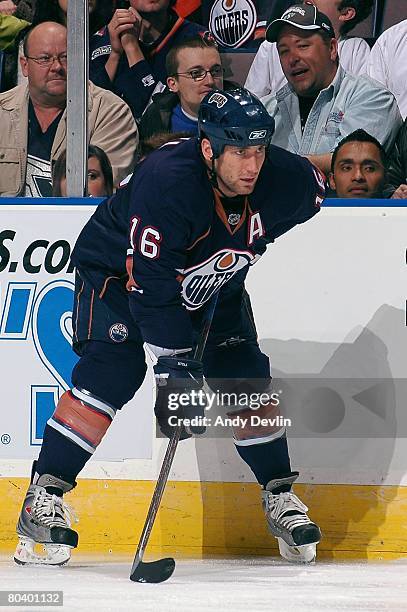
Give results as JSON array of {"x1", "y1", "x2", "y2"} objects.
[{"x1": 1, "y1": 555, "x2": 407, "y2": 611}]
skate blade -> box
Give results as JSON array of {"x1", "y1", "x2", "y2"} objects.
[
  {"x1": 277, "y1": 538, "x2": 317, "y2": 564},
  {"x1": 14, "y1": 538, "x2": 72, "y2": 566}
]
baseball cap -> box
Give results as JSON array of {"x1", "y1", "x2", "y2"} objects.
[{"x1": 266, "y1": 2, "x2": 335, "y2": 43}]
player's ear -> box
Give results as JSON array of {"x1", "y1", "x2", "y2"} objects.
[
  {"x1": 328, "y1": 172, "x2": 336, "y2": 191},
  {"x1": 201, "y1": 138, "x2": 214, "y2": 162}
]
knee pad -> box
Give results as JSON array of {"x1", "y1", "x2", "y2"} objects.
[
  {"x1": 228, "y1": 382, "x2": 285, "y2": 444},
  {"x1": 47, "y1": 389, "x2": 116, "y2": 454}
]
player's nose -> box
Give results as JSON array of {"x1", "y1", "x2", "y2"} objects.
[{"x1": 244, "y1": 155, "x2": 261, "y2": 175}]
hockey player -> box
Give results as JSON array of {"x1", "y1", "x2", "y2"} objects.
[{"x1": 15, "y1": 88, "x2": 325, "y2": 567}]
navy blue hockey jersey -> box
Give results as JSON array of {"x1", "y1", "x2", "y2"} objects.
[{"x1": 71, "y1": 138, "x2": 324, "y2": 350}]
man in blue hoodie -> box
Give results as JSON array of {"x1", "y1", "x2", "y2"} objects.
[{"x1": 90, "y1": 0, "x2": 205, "y2": 119}]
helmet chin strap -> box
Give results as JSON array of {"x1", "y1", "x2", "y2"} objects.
[
  {"x1": 208, "y1": 156, "x2": 232, "y2": 199},
  {"x1": 199, "y1": 140, "x2": 233, "y2": 198},
  {"x1": 209, "y1": 157, "x2": 218, "y2": 187}
]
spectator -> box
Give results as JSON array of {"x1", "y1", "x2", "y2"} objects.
[
  {"x1": 367, "y1": 19, "x2": 407, "y2": 120},
  {"x1": 0, "y1": 0, "x2": 17, "y2": 15},
  {"x1": 0, "y1": 12, "x2": 29, "y2": 51},
  {"x1": 0, "y1": 0, "x2": 34, "y2": 91},
  {"x1": 0, "y1": 21, "x2": 138, "y2": 196},
  {"x1": 384, "y1": 118, "x2": 407, "y2": 200},
  {"x1": 245, "y1": 0, "x2": 373, "y2": 98},
  {"x1": 0, "y1": 0, "x2": 33, "y2": 19},
  {"x1": 139, "y1": 33, "x2": 224, "y2": 140},
  {"x1": 32, "y1": 0, "x2": 112, "y2": 34},
  {"x1": 89, "y1": 0, "x2": 205, "y2": 120},
  {"x1": 260, "y1": 3, "x2": 401, "y2": 176},
  {"x1": 31, "y1": 0, "x2": 65, "y2": 25},
  {"x1": 328, "y1": 129, "x2": 387, "y2": 198},
  {"x1": 52, "y1": 145, "x2": 114, "y2": 197}
]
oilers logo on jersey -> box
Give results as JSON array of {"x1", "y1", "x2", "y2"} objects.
[{"x1": 179, "y1": 248, "x2": 255, "y2": 310}]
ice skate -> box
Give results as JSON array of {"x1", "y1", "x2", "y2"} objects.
[
  {"x1": 14, "y1": 473, "x2": 78, "y2": 566},
  {"x1": 262, "y1": 472, "x2": 321, "y2": 564}
]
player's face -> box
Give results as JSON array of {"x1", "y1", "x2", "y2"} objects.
[
  {"x1": 329, "y1": 142, "x2": 386, "y2": 198},
  {"x1": 167, "y1": 47, "x2": 223, "y2": 116},
  {"x1": 277, "y1": 26, "x2": 338, "y2": 97},
  {"x1": 214, "y1": 145, "x2": 266, "y2": 197},
  {"x1": 21, "y1": 23, "x2": 67, "y2": 104}
]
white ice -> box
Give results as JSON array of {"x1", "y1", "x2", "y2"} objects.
[{"x1": 2, "y1": 555, "x2": 407, "y2": 611}]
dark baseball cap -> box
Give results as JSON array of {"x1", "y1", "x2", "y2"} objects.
[{"x1": 266, "y1": 2, "x2": 335, "y2": 43}]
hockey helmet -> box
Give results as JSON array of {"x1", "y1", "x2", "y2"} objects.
[{"x1": 198, "y1": 87, "x2": 275, "y2": 158}]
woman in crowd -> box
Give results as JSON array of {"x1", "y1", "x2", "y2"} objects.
[{"x1": 52, "y1": 146, "x2": 114, "y2": 198}]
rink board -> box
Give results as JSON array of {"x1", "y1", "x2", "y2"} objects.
[
  {"x1": 2, "y1": 477, "x2": 407, "y2": 560},
  {"x1": 1, "y1": 199, "x2": 407, "y2": 558}
]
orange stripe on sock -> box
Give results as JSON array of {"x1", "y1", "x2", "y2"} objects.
[{"x1": 53, "y1": 391, "x2": 112, "y2": 447}]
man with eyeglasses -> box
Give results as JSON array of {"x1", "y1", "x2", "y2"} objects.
[
  {"x1": 0, "y1": 21, "x2": 138, "y2": 197},
  {"x1": 90, "y1": 0, "x2": 206, "y2": 120},
  {"x1": 139, "y1": 33, "x2": 230, "y2": 140}
]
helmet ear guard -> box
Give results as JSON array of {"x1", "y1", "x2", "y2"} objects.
[{"x1": 198, "y1": 88, "x2": 275, "y2": 159}]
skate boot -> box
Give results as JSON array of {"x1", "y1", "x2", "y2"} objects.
[
  {"x1": 262, "y1": 472, "x2": 321, "y2": 564},
  {"x1": 14, "y1": 472, "x2": 78, "y2": 566}
]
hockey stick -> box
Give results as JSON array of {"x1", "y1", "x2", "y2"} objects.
[{"x1": 130, "y1": 292, "x2": 219, "y2": 583}]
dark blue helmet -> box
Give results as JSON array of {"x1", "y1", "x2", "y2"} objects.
[{"x1": 198, "y1": 87, "x2": 275, "y2": 158}]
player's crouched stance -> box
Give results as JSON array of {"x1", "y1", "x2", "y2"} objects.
[{"x1": 15, "y1": 87, "x2": 323, "y2": 566}]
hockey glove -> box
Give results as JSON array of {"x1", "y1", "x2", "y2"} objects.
[{"x1": 154, "y1": 356, "x2": 206, "y2": 440}]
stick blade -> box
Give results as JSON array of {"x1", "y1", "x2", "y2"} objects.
[{"x1": 130, "y1": 557, "x2": 175, "y2": 583}]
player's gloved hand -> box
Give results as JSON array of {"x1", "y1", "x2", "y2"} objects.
[{"x1": 154, "y1": 355, "x2": 206, "y2": 440}]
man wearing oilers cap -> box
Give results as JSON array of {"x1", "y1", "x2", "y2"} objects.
[
  {"x1": 260, "y1": 2, "x2": 401, "y2": 176},
  {"x1": 245, "y1": 0, "x2": 373, "y2": 98}
]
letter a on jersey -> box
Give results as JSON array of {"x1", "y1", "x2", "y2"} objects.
[{"x1": 248, "y1": 212, "x2": 265, "y2": 245}]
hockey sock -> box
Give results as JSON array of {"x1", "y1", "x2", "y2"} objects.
[
  {"x1": 35, "y1": 424, "x2": 91, "y2": 489},
  {"x1": 235, "y1": 435, "x2": 292, "y2": 491}
]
